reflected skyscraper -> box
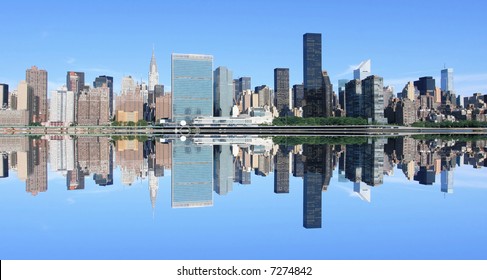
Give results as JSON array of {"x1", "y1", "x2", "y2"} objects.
[
  {"x1": 26, "y1": 139, "x2": 48, "y2": 195},
  {"x1": 213, "y1": 145, "x2": 234, "y2": 195},
  {"x1": 441, "y1": 170, "x2": 454, "y2": 194},
  {"x1": 172, "y1": 140, "x2": 213, "y2": 208},
  {"x1": 0, "y1": 153, "x2": 8, "y2": 178},
  {"x1": 302, "y1": 144, "x2": 333, "y2": 228},
  {"x1": 274, "y1": 145, "x2": 291, "y2": 193}
]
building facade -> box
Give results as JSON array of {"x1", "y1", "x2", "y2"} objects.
[
  {"x1": 49, "y1": 86, "x2": 75, "y2": 126},
  {"x1": 26, "y1": 66, "x2": 48, "y2": 123},
  {"x1": 303, "y1": 33, "x2": 331, "y2": 117},
  {"x1": 172, "y1": 54, "x2": 213, "y2": 124},
  {"x1": 93, "y1": 75, "x2": 114, "y2": 117},
  {"x1": 213, "y1": 66, "x2": 234, "y2": 117},
  {"x1": 441, "y1": 68, "x2": 454, "y2": 92},
  {"x1": 274, "y1": 68, "x2": 290, "y2": 116}
]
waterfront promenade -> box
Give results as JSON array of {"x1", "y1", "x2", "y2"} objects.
[{"x1": 1, "y1": 125, "x2": 487, "y2": 136}]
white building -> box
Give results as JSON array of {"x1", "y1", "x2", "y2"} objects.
[
  {"x1": 353, "y1": 59, "x2": 371, "y2": 80},
  {"x1": 49, "y1": 85, "x2": 75, "y2": 126}
]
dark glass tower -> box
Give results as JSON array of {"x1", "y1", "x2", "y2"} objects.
[
  {"x1": 292, "y1": 84, "x2": 304, "y2": 109},
  {"x1": 274, "y1": 68, "x2": 290, "y2": 116},
  {"x1": 414, "y1": 76, "x2": 435, "y2": 96},
  {"x1": 303, "y1": 33, "x2": 331, "y2": 117},
  {"x1": 0, "y1": 83, "x2": 8, "y2": 108}
]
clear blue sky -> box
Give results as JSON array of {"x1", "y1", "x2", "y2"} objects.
[{"x1": 1, "y1": 0, "x2": 486, "y2": 96}]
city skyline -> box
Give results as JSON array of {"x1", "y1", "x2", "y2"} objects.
[{"x1": 1, "y1": 1, "x2": 486, "y2": 97}]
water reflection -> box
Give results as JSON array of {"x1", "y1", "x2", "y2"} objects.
[{"x1": 1, "y1": 136, "x2": 486, "y2": 222}]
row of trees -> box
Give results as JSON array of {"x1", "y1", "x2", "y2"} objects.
[
  {"x1": 111, "y1": 120, "x2": 148, "y2": 127},
  {"x1": 272, "y1": 116, "x2": 368, "y2": 126},
  {"x1": 411, "y1": 120, "x2": 487, "y2": 128}
]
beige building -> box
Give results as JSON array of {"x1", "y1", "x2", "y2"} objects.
[
  {"x1": 116, "y1": 77, "x2": 144, "y2": 123},
  {"x1": 155, "y1": 93, "x2": 172, "y2": 121},
  {"x1": 77, "y1": 86, "x2": 110, "y2": 125}
]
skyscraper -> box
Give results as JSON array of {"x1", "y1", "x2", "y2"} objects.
[
  {"x1": 49, "y1": 86, "x2": 75, "y2": 126},
  {"x1": 353, "y1": 59, "x2": 371, "y2": 80},
  {"x1": 0, "y1": 83, "x2": 8, "y2": 109},
  {"x1": 274, "y1": 145, "x2": 291, "y2": 193},
  {"x1": 292, "y1": 84, "x2": 304, "y2": 109},
  {"x1": 274, "y1": 68, "x2": 290, "y2": 117},
  {"x1": 414, "y1": 76, "x2": 435, "y2": 96},
  {"x1": 338, "y1": 79, "x2": 348, "y2": 111},
  {"x1": 172, "y1": 140, "x2": 213, "y2": 208},
  {"x1": 213, "y1": 66, "x2": 234, "y2": 117},
  {"x1": 66, "y1": 71, "x2": 85, "y2": 94},
  {"x1": 345, "y1": 79, "x2": 363, "y2": 118},
  {"x1": 172, "y1": 54, "x2": 213, "y2": 123},
  {"x1": 362, "y1": 75, "x2": 387, "y2": 124},
  {"x1": 441, "y1": 68, "x2": 454, "y2": 92},
  {"x1": 322, "y1": 71, "x2": 333, "y2": 116},
  {"x1": 303, "y1": 33, "x2": 331, "y2": 117},
  {"x1": 148, "y1": 48, "x2": 159, "y2": 92},
  {"x1": 213, "y1": 145, "x2": 234, "y2": 195},
  {"x1": 93, "y1": 75, "x2": 114, "y2": 117},
  {"x1": 26, "y1": 66, "x2": 48, "y2": 123}
]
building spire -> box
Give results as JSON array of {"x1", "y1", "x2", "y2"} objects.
[{"x1": 148, "y1": 45, "x2": 159, "y2": 91}]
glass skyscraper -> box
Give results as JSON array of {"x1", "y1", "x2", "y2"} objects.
[
  {"x1": 303, "y1": 33, "x2": 332, "y2": 117},
  {"x1": 171, "y1": 140, "x2": 213, "y2": 208},
  {"x1": 171, "y1": 54, "x2": 213, "y2": 124},
  {"x1": 213, "y1": 66, "x2": 233, "y2": 117},
  {"x1": 441, "y1": 68, "x2": 454, "y2": 92}
]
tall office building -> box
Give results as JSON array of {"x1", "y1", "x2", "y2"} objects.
[
  {"x1": 292, "y1": 84, "x2": 304, "y2": 109},
  {"x1": 233, "y1": 77, "x2": 251, "y2": 105},
  {"x1": 0, "y1": 154, "x2": 8, "y2": 178},
  {"x1": 303, "y1": 33, "x2": 331, "y2": 117},
  {"x1": 338, "y1": 79, "x2": 348, "y2": 111},
  {"x1": 26, "y1": 139, "x2": 48, "y2": 196},
  {"x1": 322, "y1": 71, "x2": 333, "y2": 116},
  {"x1": 77, "y1": 86, "x2": 110, "y2": 125},
  {"x1": 0, "y1": 83, "x2": 8, "y2": 108},
  {"x1": 172, "y1": 140, "x2": 213, "y2": 208},
  {"x1": 93, "y1": 75, "x2": 114, "y2": 117},
  {"x1": 16, "y1": 80, "x2": 34, "y2": 122},
  {"x1": 66, "y1": 71, "x2": 85, "y2": 94},
  {"x1": 49, "y1": 86, "x2": 75, "y2": 125},
  {"x1": 148, "y1": 48, "x2": 159, "y2": 92},
  {"x1": 26, "y1": 66, "x2": 48, "y2": 123},
  {"x1": 362, "y1": 75, "x2": 386, "y2": 124},
  {"x1": 213, "y1": 66, "x2": 234, "y2": 117},
  {"x1": 441, "y1": 170, "x2": 454, "y2": 194},
  {"x1": 353, "y1": 59, "x2": 371, "y2": 80},
  {"x1": 274, "y1": 68, "x2": 290, "y2": 116},
  {"x1": 414, "y1": 76, "x2": 435, "y2": 96},
  {"x1": 345, "y1": 79, "x2": 363, "y2": 118},
  {"x1": 441, "y1": 68, "x2": 454, "y2": 92},
  {"x1": 116, "y1": 76, "x2": 144, "y2": 122},
  {"x1": 172, "y1": 54, "x2": 213, "y2": 123},
  {"x1": 274, "y1": 145, "x2": 290, "y2": 193},
  {"x1": 302, "y1": 144, "x2": 333, "y2": 229},
  {"x1": 213, "y1": 145, "x2": 234, "y2": 195}
]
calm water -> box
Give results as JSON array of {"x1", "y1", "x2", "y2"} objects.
[{"x1": 1, "y1": 135, "x2": 487, "y2": 260}]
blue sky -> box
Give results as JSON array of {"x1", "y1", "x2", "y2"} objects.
[{"x1": 1, "y1": 0, "x2": 486, "y2": 96}]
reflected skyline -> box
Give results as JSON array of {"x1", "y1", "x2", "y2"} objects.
[{"x1": 1, "y1": 135, "x2": 487, "y2": 230}]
